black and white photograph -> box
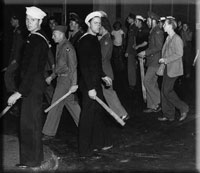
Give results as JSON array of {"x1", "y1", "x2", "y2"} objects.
[{"x1": 0, "y1": 0, "x2": 199, "y2": 172}]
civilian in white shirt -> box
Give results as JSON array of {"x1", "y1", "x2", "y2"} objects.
[{"x1": 111, "y1": 21, "x2": 125, "y2": 72}]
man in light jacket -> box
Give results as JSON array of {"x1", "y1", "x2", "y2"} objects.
[{"x1": 157, "y1": 18, "x2": 189, "y2": 122}]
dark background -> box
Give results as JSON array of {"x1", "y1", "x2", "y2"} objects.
[{"x1": 0, "y1": 0, "x2": 196, "y2": 79}]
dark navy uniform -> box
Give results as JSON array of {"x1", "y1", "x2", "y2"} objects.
[
  {"x1": 18, "y1": 30, "x2": 49, "y2": 167},
  {"x1": 77, "y1": 34, "x2": 111, "y2": 157}
]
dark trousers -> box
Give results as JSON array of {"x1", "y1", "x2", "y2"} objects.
[
  {"x1": 112, "y1": 46, "x2": 125, "y2": 72},
  {"x1": 161, "y1": 69, "x2": 189, "y2": 119},
  {"x1": 183, "y1": 46, "x2": 192, "y2": 76},
  {"x1": 78, "y1": 87, "x2": 111, "y2": 157},
  {"x1": 20, "y1": 87, "x2": 44, "y2": 167},
  {"x1": 127, "y1": 53, "x2": 137, "y2": 87}
]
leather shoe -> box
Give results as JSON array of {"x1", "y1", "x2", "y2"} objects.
[
  {"x1": 143, "y1": 108, "x2": 154, "y2": 113},
  {"x1": 15, "y1": 163, "x2": 29, "y2": 169},
  {"x1": 158, "y1": 117, "x2": 174, "y2": 122},
  {"x1": 179, "y1": 112, "x2": 188, "y2": 121},
  {"x1": 154, "y1": 106, "x2": 161, "y2": 112},
  {"x1": 143, "y1": 106, "x2": 161, "y2": 113}
]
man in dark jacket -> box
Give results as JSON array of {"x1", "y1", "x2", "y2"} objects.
[
  {"x1": 7, "y1": 6, "x2": 49, "y2": 169},
  {"x1": 4, "y1": 14, "x2": 25, "y2": 93},
  {"x1": 125, "y1": 13, "x2": 138, "y2": 90},
  {"x1": 68, "y1": 12, "x2": 84, "y2": 50}
]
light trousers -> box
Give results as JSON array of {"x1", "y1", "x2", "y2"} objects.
[
  {"x1": 144, "y1": 66, "x2": 160, "y2": 109},
  {"x1": 42, "y1": 76, "x2": 81, "y2": 136},
  {"x1": 102, "y1": 85, "x2": 127, "y2": 118}
]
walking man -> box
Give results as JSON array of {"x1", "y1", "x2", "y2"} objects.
[
  {"x1": 77, "y1": 11, "x2": 113, "y2": 157},
  {"x1": 42, "y1": 25, "x2": 81, "y2": 140},
  {"x1": 138, "y1": 11, "x2": 164, "y2": 113},
  {"x1": 125, "y1": 13, "x2": 138, "y2": 91},
  {"x1": 98, "y1": 16, "x2": 129, "y2": 121},
  {"x1": 158, "y1": 18, "x2": 189, "y2": 122}
]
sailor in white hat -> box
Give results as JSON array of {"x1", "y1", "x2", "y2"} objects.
[
  {"x1": 98, "y1": 10, "x2": 107, "y2": 17},
  {"x1": 25, "y1": 6, "x2": 46, "y2": 33},
  {"x1": 8, "y1": 6, "x2": 50, "y2": 169},
  {"x1": 159, "y1": 17, "x2": 166, "y2": 21},
  {"x1": 85, "y1": 11, "x2": 102, "y2": 26},
  {"x1": 77, "y1": 11, "x2": 113, "y2": 156},
  {"x1": 136, "y1": 15, "x2": 146, "y2": 22},
  {"x1": 135, "y1": 15, "x2": 149, "y2": 53},
  {"x1": 166, "y1": 16, "x2": 175, "y2": 20},
  {"x1": 26, "y1": 6, "x2": 46, "y2": 20}
]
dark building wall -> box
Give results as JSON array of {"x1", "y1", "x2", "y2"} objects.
[
  {"x1": 66, "y1": 4, "x2": 93, "y2": 21},
  {"x1": 120, "y1": 0, "x2": 195, "y2": 30},
  {"x1": 2, "y1": 4, "x2": 27, "y2": 67}
]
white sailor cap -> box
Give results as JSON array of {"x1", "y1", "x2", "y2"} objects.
[
  {"x1": 166, "y1": 16, "x2": 175, "y2": 20},
  {"x1": 98, "y1": 10, "x2": 107, "y2": 17},
  {"x1": 26, "y1": 6, "x2": 46, "y2": 19},
  {"x1": 159, "y1": 17, "x2": 166, "y2": 21},
  {"x1": 85, "y1": 11, "x2": 102, "y2": 26},
  {"x1": 136, "y1": 15, "x2": 145, "y2": 21}
]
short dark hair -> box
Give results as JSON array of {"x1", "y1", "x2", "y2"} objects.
[
  {"x1": 128, "y1": 13, "x2": 136, "y2": 20},
  {"x1": 69, "y1": 12, "x2": 83, "y2": 25},
  {"x1": 113, "y1": 21, "x2": 122, "y2": 30},
  {"x1": 11, "y1": 14, "x2": 20, "y2": 20},
  {"x1": 49, "y1": 16, "x2": 56, "y2": 21}
]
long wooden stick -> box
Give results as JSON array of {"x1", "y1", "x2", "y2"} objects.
[
  {"x1": 44, "y1": 90, "x2": 72, "y2": 113},
  {"x1": 95, "y1": 96, "x2": 125, "y2": 126},
  {"x1": 139, "y1": 58, "x2": 147, "y2": 103},
  {"x1": 44, "y1": 85, "x2": 78, "y2": 113},
  {"x1": 0, "y1": 105, "x2": 12, "y2": 118}
]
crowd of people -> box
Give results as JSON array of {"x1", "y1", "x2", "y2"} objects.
[{"x1": 2, "y1": 5, "x2": 194, "y2": 170}]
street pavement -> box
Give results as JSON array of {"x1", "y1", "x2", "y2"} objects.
[{"x1": 0, "y1": 67, "x2": 198, "y2": 172}]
